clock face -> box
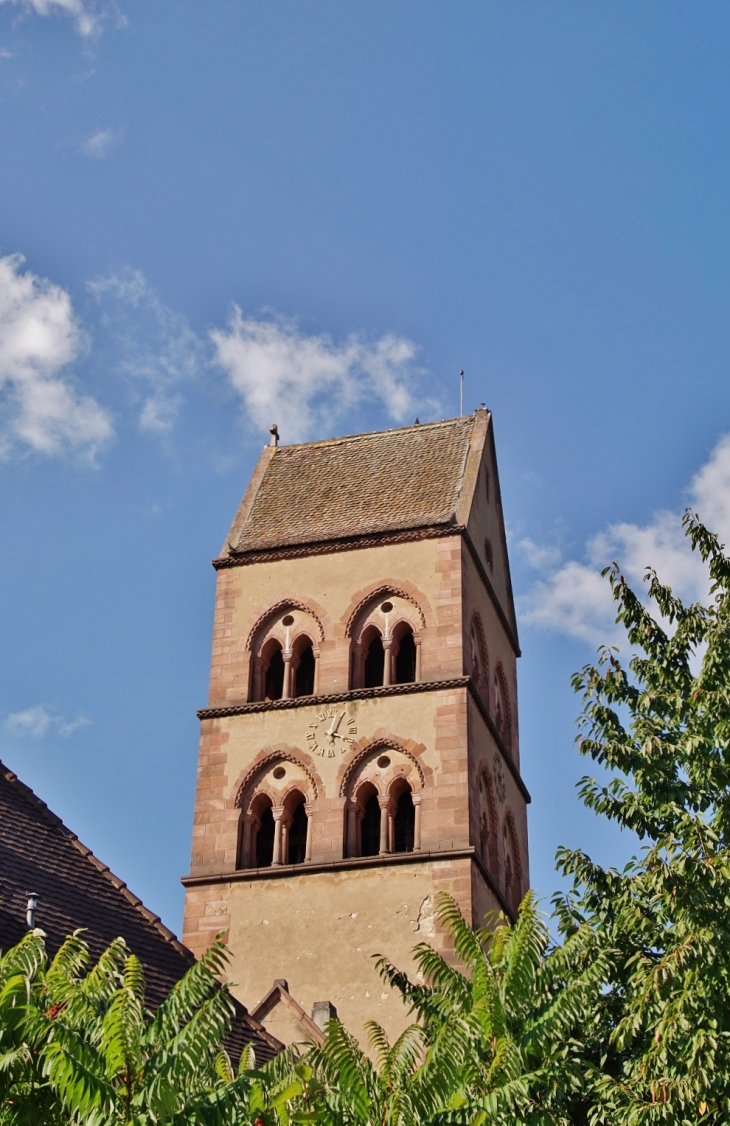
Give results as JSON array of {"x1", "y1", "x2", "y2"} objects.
[{"x1": 306, "y1": 706, "x2": 357, "y2": 758}]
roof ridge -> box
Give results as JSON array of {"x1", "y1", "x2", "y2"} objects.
[
  {"x1": 273, "y1": 411, "x2": 478, "y2": 454},
  {"x1": 0, "y1": 760, "x2": 194, "y2": 965}
]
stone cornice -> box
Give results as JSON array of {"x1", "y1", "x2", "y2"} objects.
[
  {"x1": 212, "y1": 523, "x2": 520, "y2": 658},
  {"x1": 181, "y1": 845, "x2": 516, "y2": 922},
  {"x1": 214, "y1": 523, "x2": 454, "y2": 569},
  {"x1": 197, "y1": 677, "x2": 531, "y2": 803}
]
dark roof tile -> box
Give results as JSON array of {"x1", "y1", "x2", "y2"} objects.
[
  {"x1": 0, "y1": 762, "x2": 280, "y2": 1063},
  {"x1": 231, "y1": 416, "x2": 475, "y2": 554}
]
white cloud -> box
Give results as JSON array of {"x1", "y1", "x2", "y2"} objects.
[
  {"x1": 519, "y1": 434, "x2": 730, "y2": 646},
  {"x1": 0, "y1": 0, "x2": 122, "y2": 38},
  {"x1": 89, "y1": 268, "x2": 204, "y2": 433},
  {"x1": 6, "y1": 705, "x2": 90, "y2": 739},
  {"x1": 0, "y1": 254, "x2": 112, "y2": 459},
  {"x1": 517, "y1": 536, "x2": 562, "y2": 571},
  {"x1": 211, "y1": 308, "x2": 423, "y2": 443},
  {"x1": 81, "y1": 127, "x2": 121, "y2": 158}
]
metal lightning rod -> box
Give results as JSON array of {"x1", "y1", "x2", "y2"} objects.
[{"x1": 459, "y1": 370, "x2": 464, "y2": 417}]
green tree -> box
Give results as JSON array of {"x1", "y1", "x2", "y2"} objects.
[
  {"x1": 556, "y1": 513, "x2": 730, "y2": 1124},
  {"x1": 0, "y1": 928, "x2": 299, "y2": 1125}
]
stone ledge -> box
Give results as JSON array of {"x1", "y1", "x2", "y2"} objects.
[
  {"x1": 181, "y1": 845, "x2": 515, "y2": 920},
  {"x1": 197, "y1": 678, "x2": 531, "y2": 804}
]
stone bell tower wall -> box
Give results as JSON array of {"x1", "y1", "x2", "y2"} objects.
[{"x1": 182, "y1": 413, "x2": 530, "y2": 1044}]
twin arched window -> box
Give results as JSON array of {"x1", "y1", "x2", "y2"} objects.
[
  {"x1": 250, "y1": 596, "x2": 422, "y2": 702},
  {"x1": 469, "y1": 614, "x2": 513, "y2": 754},
  {"x1": 251, "y1": 610, "x2": 320, "y2": 703},
  {"x1": 352, "y1": 599, "x2": 421, "y2": 690},
  {"x1": 239, "y1": 786, "x2": 312, "y2": 869},
  {"x1": 345, "y1": 778, "x2": 418, "y2": 858},
  {"x1": 260, "y1": 634, "x2": 316, "y2": 701},
  {"x1": 477, "y1": 768, "x2": 522, "y2": 916},
  {"x1": 344, "y1": 748, "x2": 422, "y2": 858}
]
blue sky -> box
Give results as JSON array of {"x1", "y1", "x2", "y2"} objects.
[{"x1": 2, "y1": 0, "x2": 730, "y2": 937}]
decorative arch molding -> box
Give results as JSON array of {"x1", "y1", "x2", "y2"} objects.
[
  {"x1": 337, "y1": 734, "x2": 427, "y2": 797},
  {"x1": 244, "y1": 597, "x2": 329, "y2": 652},
  {"x1": 234, "y1": 745, "x2": 321, "y2": 808},
  {"x1": 494, "y1": 661, "x2": 513, "y2": 748},
  {"x1": 341, "y1": 582, "x2": 430, "y2": 639},
  {"x1": 479, "y1": 764, "x2": 498, "y2": 830}
]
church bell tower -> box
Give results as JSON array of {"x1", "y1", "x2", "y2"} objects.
[{"x1": 182, "y1": 409, "x2": 530, "y2": 1045}]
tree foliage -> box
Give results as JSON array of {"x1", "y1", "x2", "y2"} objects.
[
  {"x1": 552, "y1": 513, "x2": 730, "y2": 1123},
  {"x1": 0, "y1": 929, "x2": 298, "y2": 1125}
]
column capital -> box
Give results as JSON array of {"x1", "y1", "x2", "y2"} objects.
[{"x1": 272, "y1": 805, "x2": 286, "y2": 821}]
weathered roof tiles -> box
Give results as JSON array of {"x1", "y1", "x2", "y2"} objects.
[
  {"x1": 228, "y1": 415, "x2": 476, "y2": 555},
  {"x1": 0, "y1": 762, "x2": 281, "y2": 1063}
]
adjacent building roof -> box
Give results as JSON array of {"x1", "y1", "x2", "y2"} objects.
[
  {"x1": 0, "y1": 761, "x2": 280, "y2": 1063},
  {"x1": 225, "y1": 414, "x2": 477, "y2": 556}
]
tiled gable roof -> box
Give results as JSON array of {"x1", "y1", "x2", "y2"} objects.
[
  {"x1": 228, "y1": 415, "x2": 476, "y2": 555},
  {"x1": 0, "y1": 762, "x2": 280, "y2": 1063}
]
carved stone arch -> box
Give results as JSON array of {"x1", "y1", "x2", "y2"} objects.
[
  {"x1": 494, "y1": 662, "x2": 512, "y2": 750},
  {"x1": 352, "y1": 775, "x2": 384, "y2": 801},
  {"x1": 477, "y1": 765, "x2": 499, "y2": 878},
  {"x1": 502, "y1": 808, "x2": 522, "y2": 917},
  {"x1": 234, "y1": 746, "x2": 321, "y2": 808},
  {"x1": 338, "y1": 736, "x2": 426, "y2": 798},
  {"x1": 244, "y1": 598, "x2": 327, "y2": 652},
  {"x1": 281, "y1": 782, "x2": 309, "y2": 808},
  {"x1": 342, "y1": 583, "x2": 429, "y2": 639}
]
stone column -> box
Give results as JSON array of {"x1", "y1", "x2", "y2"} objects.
[
  {"x1": 382, "y1": 638, "x2": 393, "y2": 687},
  {"x1": 346, "y1": 801, "x2": 358, "y2": 858},
  {"x1": 415, "y1": 639, "x2": 422, "y2": 683},
  {"x1": 379, "y1": 798, "x2": 390, "y2": 855},
  {"x1": 240, "y1": 813, "x2": 254, "y2": 869},
  {"x1": 272, "y1": 806, "x2": 285, "y2": 866},
  {"x1": 305, "y1": 804, "x2": 313, "y2": 862},
  {"x1": 412, "y1": 793, "x2": 422, "y2": 851},
  {"x1": 282, "y1": 650, "x2": 293, "y2": 699}
]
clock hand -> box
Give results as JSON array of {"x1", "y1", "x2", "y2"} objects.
[{"x1": 331, "y1": 711, "x2": 344, "y2": 735}]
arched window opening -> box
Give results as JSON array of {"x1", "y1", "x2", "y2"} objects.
[
  {"x1": 504, "y1": 847, "x2": 515, "y2": 912},
  {"x1": 393, "y1": 788, "x2": 415, "y2": 853},
  {"x1": 495, "y1": 669, "x2": 512, "y2": 751},
  {"x1": 264, "y1": 645, "x2": 284, "y2": 701},
  {"x1": 361, "y1": 793, "x2": 381, "y2": 857},
  {"x1": 255, "y1": 803, "x2": 275, "y2": 868},
  {"x1": 470, "y1": 626, "x2": 481, "y2": 682},
  {"x1": 478, "y1": 774, "x2": 498, "y2": 878},
  {"x1": 394, "y1": 628, "x2": 416, "y2": 684},
  {"x1": 294, "y1": 641, "x2": 315, "y2": 697},
  {"x1": 363, "y1": 631, "x2": 385, "y2": 689},
  {"x1": 503, "y1": 819, "x2": 521, "y2": 917},
  {"x1": 288, "y1": 801, "x2": 308, "y2": 865}
]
